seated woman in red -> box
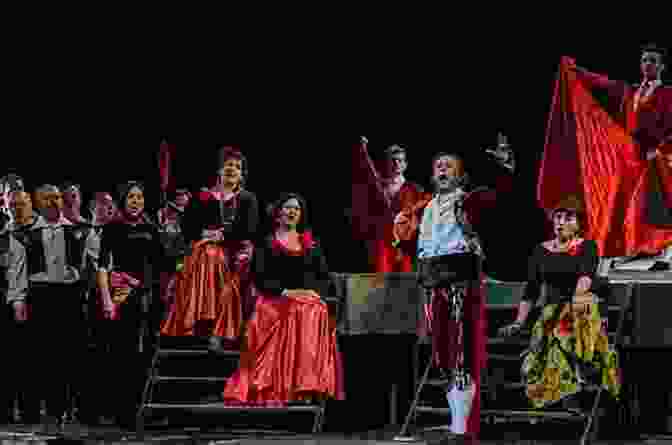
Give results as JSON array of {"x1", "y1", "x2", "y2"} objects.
[{"x1": 223, "y1": 193, "x2": 343, "y2": 405}]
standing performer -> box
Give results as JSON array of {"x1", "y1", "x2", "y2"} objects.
[
  {"x1": 223, "y1": 193, "x2": 343, "y2": 404},
  {"x1": 541, "y1": 44, "x2": 672, "y2": 259},
  {"x1": 156, "y1": 188, "x2": 191, "y2": 308},
  {"x1": 393, "y1": 143, "x2": 514, "y2": 440},
  {"x1": 9, "y1": 184, "x2": 92, "y2": 429},
  {"x1": 1, "y1": 190, "x2": 28, "y2": 425},
  {"x1": 61, "y1": 182, "x2": 89, "y2": 224},
  {"x1": 96, "y1": 181, "x2": 165, "y2": 429},
  {"x1": 161, "y1": 146, "x2": 258, "y2": 344},
  {"x1": 352, "y1": 139, "x2": 424, "y2": 272},
  {"x1": 78, "y1": 191, "x2": 118, "y2": 426}
]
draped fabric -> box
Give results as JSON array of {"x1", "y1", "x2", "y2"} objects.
[
  {"x1": 160, "y1": 239, "x2": 245, "y2": 339},
  {"x1": 539, "y1": 57, "x2": 672, "y2": 257},
  {"x1": 222, "y1": 291, "x2": 344, "y2": 404}
]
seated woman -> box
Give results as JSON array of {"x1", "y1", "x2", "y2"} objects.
[
  {"x1": 161, "y1": 147, "x2": 258, "y2": 342},
  {"x1": 499, "y1": 195, "x2": 621, "y2": 408},
  {"x1": 223, "y1": 193, "x2": 343, "y2": 405}
]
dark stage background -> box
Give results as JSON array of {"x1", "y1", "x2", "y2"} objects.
[{"x1": 5, "y1": 39, "x2": 667, "y2": 280}]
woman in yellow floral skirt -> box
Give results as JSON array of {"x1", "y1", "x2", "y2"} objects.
[{"x1": 499, "y1": 196, "x2": 620, "y2": 408}]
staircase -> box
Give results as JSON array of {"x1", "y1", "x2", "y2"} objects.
[{"x1": 136, "y1": 336, "x2": 327, "y2": 440}]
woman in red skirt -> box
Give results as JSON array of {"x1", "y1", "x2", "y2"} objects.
[
  {"x1": 223, "y1": 193, "x2": 343, "y2": 405},
  {"x1": 161, "y1": 146, "x2": 258, "y2": 343}
]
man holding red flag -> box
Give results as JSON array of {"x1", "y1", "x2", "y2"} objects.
[
  {"x1": 539, "y1": 44, "x2": 672, "y2": 261},
  {"x1": 351, "y1": 138, "x2": 424, "y2": 272}
]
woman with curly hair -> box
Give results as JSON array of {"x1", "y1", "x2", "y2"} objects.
[
  {"x1": 499, "y1": 195, "x2": 621, "y2": 408},
  {"x1": 223, "y1": 192, "x2": 343, "y2": 405},
  {"x1": 161, "y1": 146, "x2": 258, "y2": 343}
]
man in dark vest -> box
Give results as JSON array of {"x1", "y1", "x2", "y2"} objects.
[{"x1": 10, "y1": 184, "x2": 93, "y2": 429}]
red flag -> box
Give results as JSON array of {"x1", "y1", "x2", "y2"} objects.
[
  {"x1": 537, "y1": 56, "x2": 584, "y2": 211},
  {"x1": 351, "y1": 137, "x2": 391, "y2": 240},
  {"x1": 159, "y1": 139, "x2": 174, "y2": 193}
]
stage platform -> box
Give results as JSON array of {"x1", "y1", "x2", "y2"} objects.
[{"x1": 1, "y1": 423, "x2": 668, "y2": 444}]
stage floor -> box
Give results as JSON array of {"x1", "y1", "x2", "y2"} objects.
[{"x1": 1, "y1": 424, "x2": 667, "y2": 444}]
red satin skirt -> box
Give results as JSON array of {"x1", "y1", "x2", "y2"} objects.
[
  {"x1": 161, "y1": 240, "x2": 244, "y2": 339},
  {"x1": 222, "y1": 292, "x2": 344, "y2": 405}
]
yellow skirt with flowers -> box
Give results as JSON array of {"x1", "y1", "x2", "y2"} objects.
[{"x1": 521, "y1": 302, "x2": 621, "y2": 408}]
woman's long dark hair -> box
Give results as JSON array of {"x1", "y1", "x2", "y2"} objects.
[{"x1": 266, "y1": 192, "x2": 310, "y2": 235}]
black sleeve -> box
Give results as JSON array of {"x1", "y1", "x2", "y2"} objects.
[
  {"x1": 578, "y1": 240, "x2": 599, "y2": 277},
  {"x1": 309, "y1": 239, "x2": 331, "y2": 296},
  {"x1": 252, "y1": 243, "x2": 284, "y2": 296},
  {"x1": 522, "y1": 245, "x2": 542, "y2": 305},
  {"x1": 153, "y1": 226, "x2": 170, "y2": 273},
  {"x1": 181, "y1": 197, "x2": 202, "y2": 245},
  {"x1": 236, "y1": 191, "x2": 259, "y2": 241},
  {"x1": 98, "y1": 224, "x2": 115, "y2": 271}
]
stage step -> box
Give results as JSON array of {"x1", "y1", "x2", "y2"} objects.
[
  {"x1": 481, "y1": 409, "x2": 588, "y2": 420},
  {"x1": 151, "y1": 376, "x2": 228, "y2": 382},
  {"x1": 144, "y1": 403, "x2": 322, "y2": 413},
  {"x1": 157, "y1": 349, "x2": 240, "y2": 358}
]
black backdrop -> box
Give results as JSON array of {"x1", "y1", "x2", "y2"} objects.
[{"x1": 5, "y1": 39, "x2": 665, "y2": 279}]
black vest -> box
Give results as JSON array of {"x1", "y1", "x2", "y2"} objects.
[{"x1": 14, "y1": 223, "x2": 91, "y2": 278}]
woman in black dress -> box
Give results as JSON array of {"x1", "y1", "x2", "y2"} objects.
[
  {"x1": 500, "y1": 195, "x2": 620, "y2": 408},
  {"x1": 96, "y1": 181, "x2": 165, "y2": 427}
]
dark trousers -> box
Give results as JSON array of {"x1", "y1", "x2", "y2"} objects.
[
  {"x1": 87, "y1": 292, "x2": 146, "y2": 422},
  {"x1": 23, "y1": 282, "x2": 85, "y2": 421},
  {"x1": 2, "y1": 303, "x2": 24, "y2": 422}
]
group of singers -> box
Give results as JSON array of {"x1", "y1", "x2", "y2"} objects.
[{"x1": 1, "y1": 43, "x2": 669, "y2": 443}]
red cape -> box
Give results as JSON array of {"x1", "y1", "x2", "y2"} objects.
[{"x1": 538, "y1": 57, "x2": 672, "y2": 256}]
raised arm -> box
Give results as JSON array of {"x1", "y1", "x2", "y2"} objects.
[{"x1": 391, "y1": 192, "x2": 432, "y2": 254}]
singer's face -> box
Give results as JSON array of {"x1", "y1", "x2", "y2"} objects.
[
  {"x1": 124, "y1": 186, "x2": 145, "y2": 217},
  {"x1": 641, "y1": 51, "x2": 664, "y2": 79},
  {"x1": 385, "y1": 153, "x2": 407, "y2": 177},
  {"x1": 94, "y1": 193, "x2": 117, "y2": 223},
  {"x1": 63, "y1": 188, "x2": 81, "y2": 208},
  {"x1": 433, "y1": 155, "x2": 463, "y2": 182},
  {"x1": 553, "y1": 210, "x2": 580, "y2": 239},
  {"x1": 217, "y1": 158, "x2": 242, "y2": 185},
  {"x1": 278, "y1": 198, "x2": 302, "y2": 227},
  {"x1": 11, "y1": 192, "x2": 33, "y2": 225}
]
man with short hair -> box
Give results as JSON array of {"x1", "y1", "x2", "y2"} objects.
[{"x1": 10, "y1": 184, "x2": 93, "y2": 428}]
